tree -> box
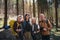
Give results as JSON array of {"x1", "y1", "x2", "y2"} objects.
[
  {"x1": 55, "y1": 0, "x2": 58, "y2": 31},
  {"x1": 22, "y1": 0, "x2": 24, "y2": 15},
  {"x1": 16, "y1": 0, "x2": 19, "y2": 15},
  {"x1": 33, "y1": 0, "x2": 35, "y2": 17},
  {"x1": 4, "y1": 0, "x2": 7, "y2": 26},
  {"x1": 37, "y1": 0, "x2": 48, "y2": 13}
]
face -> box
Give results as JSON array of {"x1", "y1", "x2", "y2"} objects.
[
  {"x1": 39, "y1": 14, "x2": 46, "y2": 20},
  {"x1": 21, "y1": 17, "x2": 24, "y2": 22},
  {"x1": 32, "y1": 19, "x2": 36, "y2": 24},
  {"x1": 26, "y1": 15, "x2": 30, "y2": 20},
  {"x1": 17, "y1": 17, "x2": 21, "y2": 22}
]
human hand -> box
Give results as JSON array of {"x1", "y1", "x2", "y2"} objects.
[
  {"x1": 19, "y1": 29, "x2": 22, "y2": 31},
  {"x1": 16, "y1": 29, "x2": 19, "y2": 32},
  {"x1": 43, "y1": 28, "x2": 47, "y2": 31},
  {"x1": 34, "y1": 31, "x2": 36, "y2": 34}
]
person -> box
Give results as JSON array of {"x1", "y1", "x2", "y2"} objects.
[
  {"x1": 4, "y1": 26, "x2": 10, "y2": 29},
  {"x1": 23, "y1": 14, "x2": 32, "y2": 40},
  {"x1": 39, "y1": 13, "x2": 52, "y2": 40},
  {"x1": 0, "y1": 25, "x2": 16, "y2": 40},
  {"x1": 13, "y1": 15, "x2": 24, "y2": 40},
  {"x1": 31, "y1": 17, "x2": 40, "y2": 40},
  {"x1": 9, "y1": 20, "x2": 17, "y2": 36}
]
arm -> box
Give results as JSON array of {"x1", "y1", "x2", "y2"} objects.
[
  {"x1": 13, "y1": 22, "x2": 17, "y2": 32},
  {"x1": 37, "y1": 25, "x2": 40, "y2": 33},
  {"x1": 34, "y1": 25, "x2": 40, "y2": 33},
  {"x1": 48, "y1": 20, "x2": 52, "y2": 30}
]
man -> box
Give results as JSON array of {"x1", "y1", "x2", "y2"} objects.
[
  {"x1": 13, "y1": 15, "x2": 24, "y2": 40},
  {"x1": 31, "y1": 17, "x2": 40, "y2": 40},
  {"x1": 39, "y1": 13, "x2": 52, "y2": 40}
]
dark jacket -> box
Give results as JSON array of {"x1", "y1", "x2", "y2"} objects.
[
  {"x1": 32, "y1": 24, "x2": 39, "y2": 32},
  {"x1": 23, "y1": 21, "x2": 32, "y2": 32},
  {"x1": 13, "y1": 21, "x2": 24, "y2": 35},
  {"x1": 0, "y1": 29, "x2": 16, "y2": 40}
]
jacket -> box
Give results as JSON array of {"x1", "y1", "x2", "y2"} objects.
[
  {"x1": 23, "y1": 21, "x2": 32, "y2": 32},
  {"x1": 39, "y1": 20, "x2": 52, "y2": 35},
  {"x1": 13, "y1": 21, "x2": 24, "y2": 35}
]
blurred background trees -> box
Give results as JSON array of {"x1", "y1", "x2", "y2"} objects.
[{"x1": 0, "y1": 0, "x2": 60, "y2": 31}]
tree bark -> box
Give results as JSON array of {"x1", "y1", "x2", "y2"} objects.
[
  {"x1": 16, "y1": 0, "x2": 19, "y2": 15},
  {"x1": 4, "y1": 0, "x2": 7, "y2": 26},
  {"x1": 33, "y1": 0, "x2": 35, "y2": 17},
  {"x1": 22, "y1": 0, "x2": 24, "y2": 16},
  {"x1": 55, "y1": 0, "x2": 58, "y2": 31}
]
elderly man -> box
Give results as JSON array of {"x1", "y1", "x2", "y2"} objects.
[
  {"x1": 39, "y1": 13, "x2": 52, "y2": 40},
  {"x1": 31, "y1": 17, "x2": 40, "y2": 40}
]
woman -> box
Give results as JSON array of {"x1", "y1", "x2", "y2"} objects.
[
  {"x1": 23, "y1": 14, "x2": 32, "y2": 40},
  {"x1": 13, "y1": 15, "x2": 24, "y2": 40}
]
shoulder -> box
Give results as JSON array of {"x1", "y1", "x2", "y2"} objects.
[
  {"x1": 36, "y1": 24, "x2": 40, "y2": 29},
  {"x1": 46, "y1": 19, "x2": 50, "y2": 23},
  {"x1": 23, "y1": 21, "x2": 26, "y2": 23},
  {"x1": 35, "y1": 23, "x2": 40, "y2": 27},
  {"x1": 14, "y1": 21, "x2": 17, "y2": 24},
  {"x1": 14, "y1": 21, "x2": 17, "y2": 23}
]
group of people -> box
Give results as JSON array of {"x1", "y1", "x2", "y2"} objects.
[
  {"x1": 13, "y1": 13, "x2": 52, "y2": 40},
  {"x1": 0, "y1": 13, "x2": 52, "y2": 40}
]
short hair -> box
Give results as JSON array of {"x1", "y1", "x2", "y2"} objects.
[
  {"x1": 31, "y1": 17, "x2": 36, "y2": 20},
  {"x1": 17, "y1": 15, "x2": 23, "y2": 18},
  {"x1": 17, "y1": 15, "x2": 23, "y2": 20},
  {"x1": 39, "y1": 14, "x2": 45, "y2": 16}
]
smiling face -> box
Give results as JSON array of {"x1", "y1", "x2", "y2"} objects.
[
  {"x1": 32, "y1": 18, "x2": 36, "y2": 24},
  {"x1": 17, "y1": 17, "x2": 21, "y2": 22},
  {"x1": 25, "y1": 14, "x2": 30, "y2": 21},
  {"x1": 17, "y1": 15, "x2": 24, "y2": 23},
  {"x1": 26, "y1": 15, "x2": 29, "y2": 20},
  {"x1": 39, "y1": 14, "x2": 46, "y2": 21}
]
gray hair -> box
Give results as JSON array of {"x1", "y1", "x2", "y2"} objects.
[
  {"x1": 39, "y1": 14, "x2": 45, "y2": 17},
  {"x1": 17, "y1": 15, "x2": 23, "y2": 18},
  {"x1": 31, "y1": 17, "x2": 36, "y2": 20}
]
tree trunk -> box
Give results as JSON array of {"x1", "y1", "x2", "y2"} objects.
[
  {"x1": 16, "y1": 0, "x2": 19, "y2": 15},
  {"x1": 33, "y1": 0, "x2": 35, "y2": 17},
  {"x1": 55, "y1": 0, "x2": 58, "y2": 31},
  {"x1": 22, "y1": 0, "x2": 24, "y2": 16},
  {"x1": 4, "y1": 0, "x2": 7, "y2": 26}
]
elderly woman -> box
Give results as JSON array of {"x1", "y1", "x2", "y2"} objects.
[
  {"x1": 13, "y1": 15, "x2": 24, "y2": 40},
  {"x1": 39, "y1": 13, "x2": 52, "y2": 40}
]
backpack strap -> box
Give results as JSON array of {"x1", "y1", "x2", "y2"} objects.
[{"x1": 46, "y1": 19, "x2": 50, "y2": 27}]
